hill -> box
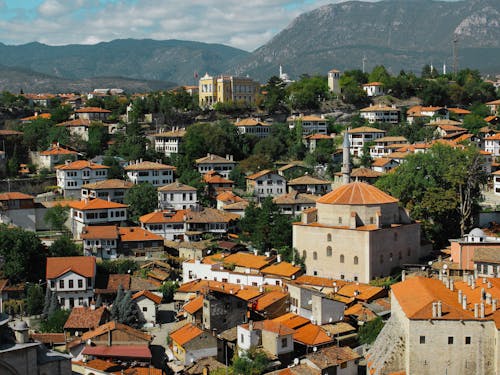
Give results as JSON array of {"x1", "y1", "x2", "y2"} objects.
[
  {"x1": 232, "y1": 0, "x2": 500, "y2": 80},
  {"x1": 0, "y1": 39, "x2": 249, "y2": 86},
  {"x1": 0, "y1": 65, "x2": 176, "y2": 93}
]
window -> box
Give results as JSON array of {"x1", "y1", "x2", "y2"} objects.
[
  {"x1": 326, "y1": 246, "x2": 332, "y2": 257},
  {"x1": 78, "y1": 279, "x2": 83, "y2": 288},
  {"x1": 354, "y1": 256, "x2": 359, "y2": 265},
  {"x1": 143, "y1": 307, "x2": 148, "y2": 312},
  {"x1": 340, "y1": 254, "x2": 344, "y2": 263},
  {"x1": 78, "y1": 297, "x2": 83, "y2": 306},
  {"x1": 241, "y1": 334, "x2": 244, "y2": 343},
  {"x1": 370, "y1": 217, "x2": 374, "y2": 224},
  {"x1": 465, "y1": 336, "x2": 471, "y2": 345},
  {"x1": 420, "y1": 336, "x2": 425, "y2": 344},
  {"x1": 313, "y1": 251, "x2": 318, "y2": 260},
  {"x1": 380, "y1": 254, "x2": 384, "y2": 264},
  {"x1": 50, "y1": 280, "x2": 55, "y2": 288},
  {"x1": 338, "y1": 217, "x2": 342, "y2": 224},
  {"x1": 68, "y1": 280, "x2": 74, "y2": 288},
  {"x1": 281, "y1": 338, "x2": 288, "y2": 348},
  {"x1": 327, "y1": 233, "x2": 332, "y2": 242},
  {"x1": 448, "y1": 337, "x2": 454, "y2": 345},
  {"x1": 59, "y1": 280, "x2": 64, "y2": 288}
]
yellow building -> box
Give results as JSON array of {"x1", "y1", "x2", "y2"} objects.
[{"x1": 198, "y1": 73, "x2": 260, "y2": 108}]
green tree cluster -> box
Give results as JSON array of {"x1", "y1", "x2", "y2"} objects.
[
  {"x1": 44, "y1": 204, "x2": 69, "y2": 231},
  {"x1": 159, "y1": 281, "x2": 179, "y2": 303},
  {"x1": 125, "y1": 183, "x2": 158, "y2": 222},
  {"x1": 40, "y1": 291, "x2": 70, "y2": 332},
  {"x1": 286, "y1": 75, "x2": 329, "y2": 111},
  {"x1": 26, "y1": 283, "x2": 44, "y2": 316},
  {"x1": 110, "y1": 285, "x2": 145, "y2": 328},
  {"x1": 231, "y1": 349, "x2": 269, "y2": 375},
  {"x1": 358, "y1": 317, "x2": 384, "y2": 345}
]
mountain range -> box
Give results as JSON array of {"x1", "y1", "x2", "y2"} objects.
[{"x1": 0, "y1": 0, "x2": 499, "y2": 92}]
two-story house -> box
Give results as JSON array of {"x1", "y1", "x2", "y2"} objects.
[
  {"x1": 287, "y1": 175, "x2": 332, "y2": 195},
  {"x1": 46, "y1": 256, "x2": 96, "y2": 309},
  {"x1": 246, "y1": 170, "x2": 286, "y2": 199},
  {"x1": 37, "y1": 143, "x2": 78, "y2": 171},
  {"x1": 406, "y1": 105, "x2": 449, "y2": 124},
  {"x1": 287, "y1": 114, "x2": 328, "y2": 135},
  {"x1": 124, "y1": 160, "x2": 175, "y2": 187},
  {"x1": 56, "y1": 118, "x2": 94, "y2": 141},
  {"x1": 81, "y1": 225, "x2": 119, "y2": 259},
  {"x1": 362, "y1": 82, "x2": 384, "y2": 97},
  {"x1": 81, "y1": 179, "x2": 133, "y2": 203},
  {"x1": 56, "y1": 160, "x2": 109, "y2": 198},
  {"x1": 195, "y1": 154, "x2": 236, "y2": 179},
  {"x1": 152, "y1": 128, "x2": 186, "y2": 157},
  {"x1": 140, "y1": 209, "x2": 187, "y2": 241},
  {"x1": 234, "y1": 118, "x2": 271, "y2": 137},
  {"x1": 360, "y1": 105, "x2": 400, "y2": 124},
  {"x1": 74, "y1": 107, "x2": 111, "y2": 121},
  {"x1": 0, "y1": 192, "x2": 37, "y2": 231},
  {"x1": 369, "y1": 136, "x2": 409, "y2": 158},
  {"x1": 118, "y1": 226, "x2": 164, "y2": 257},
  {"x1": 158, "y1": 182, "x2": 198, "y2": 210},
  {"x1": 69, "y1": 198, "x2": 128, "y2": 237},
  {"x1": 348, "y1": 127, "x2": 386, "y2": 156}
]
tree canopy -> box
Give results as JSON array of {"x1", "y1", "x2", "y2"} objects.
[{"x1": 125, "y1": 183, "x2": 158, "y2": 222}]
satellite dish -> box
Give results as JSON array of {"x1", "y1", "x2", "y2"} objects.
[
  {"x1": 313, "y1": 346, "x2": 317, "y2": 352},
  {"x1": 443, "y1": 264, "x2": 448, "y2": 270},
  {"x1": 293, "y1": 358, "x2": 299, "y2": 365}
]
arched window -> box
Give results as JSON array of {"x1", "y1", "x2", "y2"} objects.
[
  {"x1": 354, "y1": 256, "x2": 359, "y2": 265},
  {"x1": 313, "y1": 251, "x2": 318, "y2": 260},
  {"x1": 327, "y1": 233, "x2": 332, "y2": 242},
  {"x1": 380, "y1": 254, "x2": 384, "y2": 264},
  {"x1": 340, "y1": 254, "x2": 345, "y2": 263},
  {"x1": 326, "y1": 246, "x2": 332, "y2": 257}
]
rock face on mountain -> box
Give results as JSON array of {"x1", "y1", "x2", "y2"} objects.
[
  {"x1": 0, "y1": 39, "x2": 249, "y2": 87},
  {"x1": 233, "y1": 0, "x2": 500, "y2": 80}
]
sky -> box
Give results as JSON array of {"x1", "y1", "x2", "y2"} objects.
[{"x1": 0, "y1": 0, "x2": 460, "y2": 51}]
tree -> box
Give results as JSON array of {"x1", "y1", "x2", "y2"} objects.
[
  {"x1": 103, "y1": 155, "x2": 124, "y2": 179},
  {"x1": 360, "y1": 142, "x2": 374, "y2": 167},
  {"x1": 376, "y1": 144, "x2": 486, "y2": 247},
  {"x1": 462, "y1": 114, "x2": 488, "y2": 135},
  {"x1": 95, "y1": 294, "x2": 102, "y2": 308},
  {"x1": 231, "y1": 349, "x2": 269, "y2": 375},
  {"x1": 40, "y1": 309, "x2": 71, "y2": 333},
  {"x1": 44, "y1": 204, "x2": 69, "y2": 231},
  {"x1": 118, "y1": 291, "x2": 145, "y2": 328},
  {"x1": 86, "y1": 123, "x2": 109, "y2": 158},
  {"x1": 125, "y1": 183, "x2": 158, "y2": 222},
  {"x1": 0, "y1": 225, "x2": 46, "y2": 283},
  {"x1": 26, "y1": 283, "x2": 44, "y2": 316},
  {"x1": 47, "y1": 291, "x2": 60, "y2": 317},
  {"x1": 110, "y1": 284, "x2": 125, "y2": 320},
  {"x1": 48, "y1": 236, "x2": 81, "y2": 257},
  {"x1": 42, "y1": 286, "x2": 52, "y2": 319},
  {"x1": 159, "y1": 281, "x2": 179, "y2": 303},
  {"x1": 286, "y1": 75, "x2": 329, "y2": 111},
  {"x1": 358, "y1": 317, "x2": 384, "y2": 344},
  {"x1": 261, "y1": 76, "x2": 287, "y2": 114}
]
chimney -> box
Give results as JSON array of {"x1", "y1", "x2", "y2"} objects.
[
  {"x1": 462, "y1": 295, "x2": 467, "y2": 310},
  {"x1": 432, "y1": 302, "x2": 437, "y2": 318},
  {"x1": 488, "y1": 281, "x2": 492, "y2": 289},
  {"x1": 253, "y1": 249, "x2": 258, "y2": 256},
  {"x1": 487, "y1": 293, "x2": 492, "y2": 305},
  {"x1": 437, "y1": 301, "x2": 442, "y2": 317},
  {"x1": 480, "y1": 303, "x2": 485, "y2": 319},
  {"x1": 458, "y1": 289, "x2": 463, "y2": 304},
  {"x1": 277, "y1": 254, "x2": 282, "y2": 263},
  {"x1": 401, "y1": 270, "x2": 406, "y2": 281},
  {"x1": 450, "y1": 279, "x2": 454, "y2": 292},
  {"x1": 249, "y1": 320, "x2": 253, "y2": 331},
  {"x1": 474, "y1": 303, "x2": 479, "y2": 318},
  {"x1": 493, "y1": 299, "x2": 497, "y2": 313},
  {"x1": 471, "y1": 278, "x2": 476, "y2": 290}
]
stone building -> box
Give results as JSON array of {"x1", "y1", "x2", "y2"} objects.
[{"x1": 293, "y1": 182, "x2": 422, "y2": 283}]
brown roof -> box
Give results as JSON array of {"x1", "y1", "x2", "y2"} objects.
[
  {"x1": 374, "y1": 136, "x2": 408, "y2": 143},
  {"x1": 246, "y1": 169, "x2": 275, "y2": 180},
  {"x1": 486, "y1": 99, "x2": 500, "y2": 105},
  {"x1": 56, "y1": 118, "x2": 92, "y2": 127},
  {"x1": 40, "y1": 144, "x2": 78, "y2": 156},
  {"x1": 347, "y1": 126, "x2": 386, "y2": 133},
  {"x1": 64, "y1": 306, "x2": 107, "y2": 330},
  {"x1": 316, "y1": 182, "x2": 398, "y2": 205},
  {"x1": 371, "y1": 158, "x2": 395, "y2": 167},
  {"x1": 132, "y1": 290, "x2": 162, "y2": 304},
  {"x1": 216, "y1": 191, "x2": 245, "y2": 203},
  {"x1": 254, "y1": 291, "x2": 288, "y2": 311},
  {"x1": 350, "y1": 167, "x2": 383, "y2": 178},
  {"x1": 305, "y1": 346, "x2": 361, "y2": 368},
  {"x1": 288, "y1": 175, "x2": 330, "y2": 185},
  {"x1": 158, "y1": 182, "x2": 197, "y2": 192},
  {"x1": 46, "y1": 256, "x2": 96, "y2": 279},
  {"x1": 235, "y1": 118, "x2": 269, "y2": 127},
  {"x1": 140, "y1": 209, "x2": 186, "y2": 224},
  {"x1": 183, "y1": 295, "x2": 204, "y2": 315},
  {"x1": 153, "y1": 129, "x2": 186, "y2": 138},
  {"x1": 82, "y1": 179, "x2": 133, "y2": 190},
  {"x1": 124, "y1": 161, "x2": 175, "y2": 171},
  {"x1": 31, "y1": 333, "x2": 66, "y2": 344},
  {"x1": 169, "y1": 323, "x2": 203, "y2": 346},
  {"x1": 473, "y1": 248, "x2": 500, "y2": 264},
  {"x1": 75, "y1": 107, "x2": 111, "y2": 113},
  {"x1": 273, "y1": 191, "x2": 318, "y2": 205},
  {"x1": 272, "y1": 313, "x2": 310, "y2": 329},
  {"x1": 222, "y1": 252, "x2": 273, "y2": 269},
  {"x1": 293, "y1": 323, "x2": 334, "y2": 346},
  {"x1": 195, "y1": 154, "x2": 235, "y2": 164},
  {"x1": 118, "y1": 227, "x2": 163, "y2": 242},
  {"x1": 185, "y1": 207, "x2": 240, "y2": 224},
  {"x1": 241, "y1": 320, "x2": 295, "y2": 336},
  {"x1": 360, "y1": 105, "x2": 399, "y2": 112},
  {"x1": 0, "y1": 192, "x2": 34, "y2": 200},
  {"x1": 81, "y1": 225, "x2": 119, "y2": 240},
  {"x1": 81, "y1": 321, "x2": 152, "y2": 342}
]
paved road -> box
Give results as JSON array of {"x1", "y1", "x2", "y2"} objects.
[{"x1": 146, "y1": 302, "x2": 179, "y2": 370}]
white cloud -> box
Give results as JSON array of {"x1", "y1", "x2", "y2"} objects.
[{"x1": 0, "y1": 0, "x2": 459, "y2": 50}]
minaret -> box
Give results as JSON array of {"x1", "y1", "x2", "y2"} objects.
[
  {"x1": 279, "y1": 65, "x2": 283, "y2": 78},
  {"x1": 342, "y1": 130, "x2": 351, "y2": 185}
]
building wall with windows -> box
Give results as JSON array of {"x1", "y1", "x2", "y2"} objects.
[{"x1": 48, "y1": 271, "x2": 94, "y2": 309}]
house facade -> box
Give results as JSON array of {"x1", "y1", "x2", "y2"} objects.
[
  {"x1": 348, "y1": 127, "x2": 386, "y2": 156},
  {"x1": 81, "y1": 179, "x2": 133, "y2": 203},
  {"x1": 360, "y1": 105, "x2": 400, "y2": 124},
  {"x1": 124, "y1": 160, "x2": 175, "y2": 187},
  {"x1": 74, "y1": 107, "x2": 111, "y2": 121},
  {"x1": 153, "y1": 128, "x2": 186, "y2": 157},
  {"x1": 195, "y1": 154, "x2": 236, "y2": 179},
  {"x1": 158, "y1": 182, "x2": 198, "y2": 210},
  {"x1": 234, "y1": 118, "x2": 271, "y2": 137},
  {"x1": 56, "y1": 160, "x2": 109, "y2": 198},
  {"x1": 287, "y1": 114, "x2": 328, "y2": 135},
  {"x1": 246, "y1": 170, "x2": 286, "y2": 199}
]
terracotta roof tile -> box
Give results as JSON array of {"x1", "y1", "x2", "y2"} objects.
[
  {"x1": 288, "y1": 175, "x2": 331, "y2": 185},
  {"x1": 119, "y1": 227, "x2": 163, "y2": 242},
  {"x1": 261, "y1": 262, "x2": 302, "y2": 278},
  {"x1": 124, "y1": 161, "x2": 175, "y2": 171},
  {"x1": 0, "y1": 192, "x2": 34, "y2": 200},
  {"x1": 241, "y1": 320, "x2": 295, "y2": 336},
  {"x1": 235, "y1": 118, "x2": 269, "y2": 127},
  {"x1": 30, "y1": 332, "x2": 66, "y2": 344},
  {"x1": 293, "y1": 323, "x2": 334, "y2": 346},
  {"x1": 46, "y1": 256, "x2": 96, "y2": 279},
  {"x1": 40, "y1": 144, "x2": 78, "y2": 156},
  {"x1": 216, "y1": 191, "x2": 244, "y2": 203},
  {"x1": 272, "y1": 313, "x2": 310, "y2": 329},
  {"x1": 254, "y1": 291, "x2": 288, "y2": 311},
  {"x1": 55, "y1": 160, "x2": 109, "y2": 170},
  {"x1": 82, "y1": 345, "x2": 151, "y2": 359},
  {"x1": 81, "y1": 225, "x2": 119, "y2": 240},
  {"x1": 140, "y1": 209, "x2": 186, "y2": 224},
  {"x1": 153, "y1": 129, "x2": 186, "y2": 138},
  {"x1": 222, "y1": 252, "x2": 273, "y2": 269},
  {"x1": 183, "y1": 295, "x2": 204, "y2": 315},
  {"x1": 347, "y1": 126, "x2": 386, "y2": 133},
  {"x1": 246, "y1": 169, "x2": 274, "y2": 180},
  {"x1": 158, "y1": 182, "x2": 197, "y2": 192},
  {"x1": 305, "y1": 346, "x2": 361, "y2": 367},
  {"x1": 132, "y1": 290, "x2": 162, "y2": 304},
  {"x1": 317, "y1": 182, "x2": 397, "y2": 205},
  {"x1": 82, "y1": 179, "x2": 133, "y2": 189},
  {"x1": 69, "y1": 198, "x2": 127, "y2": 211},
  {"x1": 75, "y1": 107, "x2": 112, "y2": 113},
  {"x1": 64, "y1": 306, "x2": 108, "y2": 330},
  {"x1": 56, "y1": 118, "x2": 92, "y2": 127},
  {"x1": 195, "y1": 154, "x2": 235, "y2": 164},
  {"x1": 169, "y1": 323, "x2": 203, "y2": 346},
  {"x1": 81, "y1": 321, "x2": 152, "y2": 342}
]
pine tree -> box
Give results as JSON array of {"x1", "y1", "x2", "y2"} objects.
[
  {"x1": 118, "y1": 291, "x2": 133, "y2": 322},
  {"x1": 110, "y1": 284, "x2": 124, "y2": 320},
  {"x1": 47, "y1": 292, "x2": 60, "y2": 318},
  {"x1": 119, "y1": 291, "x2": 145, "y2": 328},
  {"x1": 42, "y1": 286, "x2": 52, "y2": 319},
  {"x1": 95, "y1": 294, "x2": 102, "y2": 308}
]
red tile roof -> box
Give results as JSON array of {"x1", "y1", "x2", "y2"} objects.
[
  {"x1": 272, "y1": 312, "x2": 310, "y2": 329},
  {"x1": 132, "y1": 290, "x2": 162, "y2": 304},
  {"x1": 222, "y1": 252, "x2": 273, "y2": 269},
  {"x1": 170, "y1": 323, "x2": 203, "y2": 346},
  {"x1": 46, "y1": 256, "x2": 96, "y2": 279},
  {"x1": 182, "y1": 295, "x2": 204, "y2": 315},
  {"x1": 254, "y1": 291, "x2": 288, "y2": 311},
  {"x1": 82, "y1": 179, "x2": 133, "y2": 189},
  {"x1": 317, "y1": 181, "x2": 398, "y2": 205},
  {"x1": 82, "y1": 345, "x2": 151, "y2": 359},
  {"x1": 139, "y1": 209, "x2": 186, "y2": 224},
  {"x1": 64, "y1": 306, "x2": 107, "y2": 330},
  {"x1": 118, "y1": 227, "x2": 163, "y2": 242},
  {"x1": 56, "y1": 118, "x2": 92, "y2": 127},
  {"x1": 75, "y1": 107, "x2": 112, "y2": 113},
  {"x1": 30, "y1": 332, "x2": 66, "y2": 344},
  {"x1": 69, "y1": 198, "x2": 128, "y2": 211},
  {"x1": 261, "y1": 262, "x2": 302, "y2": 278},
  {"x1": 241, "y1": 320, "x2": 295, "y2": 336},
  {"x1": 0, "y1": 192, "x2": 34, "y2": 200},
  {"x1": 40, "y1": 144, "x2": 78, "y2": 156},
  {"x1": 81, "y1": 321, "x2": 152, "y2": 342},
  {"x1": 55, "y1": 160, "x2": 109, "y2": 170},
  {"x1": 81, "y1": 225, "x2": 119, "y2": 240},
  {"x1": 293, "y1": 323, "x2": 334, "y2": 346}
]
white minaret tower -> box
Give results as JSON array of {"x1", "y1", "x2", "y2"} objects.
[
  {"x1": 341, "y1": 130, "x2": 351, "y2": 185},
  {"x1": 279, "y1": 65, "x2": 283, "y2": 78},
  {"x1": 443, "y1": 62, "x2": 447, "y2": 75}
]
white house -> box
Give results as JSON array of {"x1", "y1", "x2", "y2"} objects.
[
  {"x1": 287, "y1": 175, "x2": 332, "y2": 195},
  {"x1": 56, "y1": 160, "x2": 109, "y2": 199},
  {"x1": 347, "y1": 127, "x2": 386, "y2": 156},
  {"x1": 69, "y1": 198, "x2": 128, "y2": 238},
  {"x1": 36, "y1": 143, "x2": 78, "y2": 171},
  {"x1": 158, "y1": 182, "x2": 198, "y2": 210},
  {"x1": 81, "y1": 179, "x2": 134, "y2": 204},
  {"x1": 273, "y1": 191, "x2": 318, "y2": 216},
  {"x1": 195, "y1": 154, "x2": 236, "y2": 179},
  {"x1": 369, "y1": 136, "x2": 408, "y2": 158},
  {"x1": 80, "y1": 225, "x2": 119, "y2": 259},
  {"x1": 287, "y1": 114, "x2": 328, "y2": 135},
  {"x1": 246, "y1": 170, "x2": 287, "y2": 199},
  {"x1": 371, "y1": 157, "x2": 400, "y2": 173},
  {"x1": 486, "y1": 99, "x2": 500, "y2": 115},
  {"x1": 124, "y1": 160, "x2": 176, "y2": 187},
  {"x1": 362, "y1": 82, "x2": 384, "y2": 97},
  {"x1": 0, "y1": 192, "x2": 37, "y2": 231},
  {"x1": 46, "y1": 256, "x2": 96, "y2": 309},
  {"x1": 56, "y1": 118, "x2": 94, "y2": 141},
  {"x1": 406, "y1": 106, "x2": 449, "y2": 124},
  {"x1": 484, "y1": 133, "x2": 500, "y2": 156},
  {"x1": 360, "y1": 104, "x2": 400, "y2": 124},
  {"x1": 234, "y1": 118, "x2": 271, "y2": 138},
  {"x1": 493, "y1": 170, "x2": 500, "y2": 195},
  {"x1": 132, "y1": 290, "x2": 162, "y2": 325},
  {"x1": 152, "y1": 128, "x2": 186, "y2": 157},
  {"x1": 74, "y1": 107, "x2": 111, "y2": 121},
  {"x1": 139, "y1": 209, "x2": 186, "y2": 241}
]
